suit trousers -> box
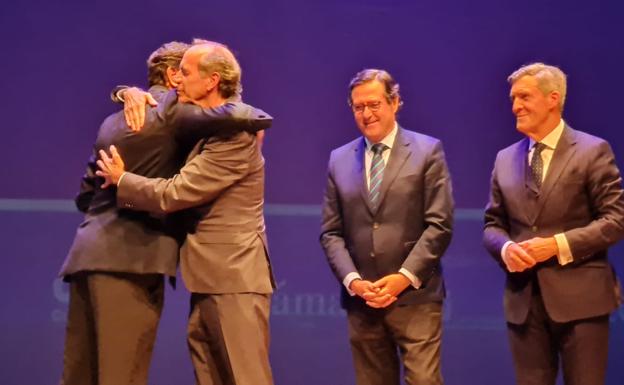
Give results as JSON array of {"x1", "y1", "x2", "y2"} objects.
[
  {"x1": 507, "y1": 291, "x2": 610, "y2": 385},
  {"x1": 60, "y1": 271, "x2": 164, "y2": 385},
  {"x1": 346, "y1": 301, "x2": 443, "y2": 385},
  {"x1": 187, "y1": 292, "x2": 273, "y2": 385}
]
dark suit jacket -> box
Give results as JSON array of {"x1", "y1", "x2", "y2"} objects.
[
  {"x1": 59, "y1": 86, "x2": 272, "y2": 279},
  {"x1": 115, "y1": 130, "x2": 275, "y2": 295},
  {"x1": 484, "y1": 125, "x2": 624, "y2": 324},
  {"x1": 320, "y1": 127, "x2": 454, "y2": 308}
]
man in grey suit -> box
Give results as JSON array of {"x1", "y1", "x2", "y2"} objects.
[
  {"x1": 320, "y1": 69, "x2": 454, "y2": 385},
  {"x1": 484, "y1": 62, "x2": 624, "y2": 385},
  {"x1": 97, "y1": 41, "x2": 275, "y2": 385},
  {"x1": 59, "y1": 41, "x2": 270, "y2": 385}
]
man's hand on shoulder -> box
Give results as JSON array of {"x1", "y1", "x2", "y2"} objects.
[
  {"x1": 122, "y1": 87, "x2": 158, "y2": 132},
  {"x1": 95, "y1": 145, "x2": 126, "y2": 188}
]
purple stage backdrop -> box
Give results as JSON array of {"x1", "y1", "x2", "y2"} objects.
[{"x1": 1, "y1": 0, "x2": 623, "y2": 384}]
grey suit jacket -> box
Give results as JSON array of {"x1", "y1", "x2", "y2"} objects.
[
  {"x1": 320, "y1": 127, "x2": 454, "y2": 308},
  {"x1": 484, "y1": 125, "x2": 624, "y2": 324},
  {"x1": 60, "y1": 87, "x2": 271, "y2": 279},
  {"x1": 116, "y1": 130, "x2": 275, "y2": 295}
]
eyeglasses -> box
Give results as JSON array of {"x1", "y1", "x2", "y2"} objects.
[{"x1": 351, "y1": 101, "x2": 382, "y2": 114}]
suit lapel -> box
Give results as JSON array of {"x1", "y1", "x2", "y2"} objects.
[
  {"x1": 374, "y1": 128, "x2": 411, "y2": 214},
  {"x1": 533, "y1": 125, "x2": 577, "y2": 219},
  {"x1": 353, "y1": 138, "x2": 375, "y2": 214},
  {"x1": 511, "y1": 138, "x2": 536, "y2": 224}
]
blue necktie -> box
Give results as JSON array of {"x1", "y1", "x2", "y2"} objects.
[{"x1": 369, "y1": 143, "x2": 388, "y2": 210}]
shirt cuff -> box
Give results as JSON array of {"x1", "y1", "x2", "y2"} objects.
[
  {"x1": 554, "y1": 233, "x2": 573, "y2": 266},
  {"x1": 501, "y1": 240, "x2": 514, "y2": 260},
  {"x1": 117, "y1": 171, "x2": 128, "y2": 187},
  {"x1": 115, "y1": 89, "x2": 125, "y2": 103},
  {"x1": 399, "y1": 268, "x2": 421, "y2": 289},
  {"x1": 343, "y1": 272, "x2": 362, "y2": 296}
]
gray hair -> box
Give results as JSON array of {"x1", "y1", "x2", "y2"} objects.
[
  {"x1": 191, "y1": 38, "x2": 242, "y2": 99},
  {"x1": 508, "y1": 62, "x2": 567, "y2": 111},
  {"x1": 348, "y1": 69, "x2": 403, "y2": 109},
  {"x1": 146, "y1": 41, "x2": 190, "y2": 87}
]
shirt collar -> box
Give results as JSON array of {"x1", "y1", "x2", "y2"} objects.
[
  {"x1": 364, "y1": 122, "x2": 398, "y2": 151},
  {"x1": 529, "y1": 119, "x2": 565, "y2": 150}
]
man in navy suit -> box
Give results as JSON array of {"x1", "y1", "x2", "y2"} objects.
[
  {"x1": 320, "y1": 69, "x2": 454, "y2": 385},
  {"x1": 484, "y1": 62, "x2": 624, "y2": 385}
]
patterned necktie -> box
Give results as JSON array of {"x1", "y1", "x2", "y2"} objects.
[
  {"x1": 530, "y1": 142, "x2": 546, "y2": 188},
  {"x1": 369, "y1": 143, "x2": 388, "y2": 210}
]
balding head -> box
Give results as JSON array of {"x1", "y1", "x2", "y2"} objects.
[
  {"x1": 176, "y1": 40, "x2": 242, "y2": 107},
  {"x1": 186, "y1": 41, "x2": 242, "y2": 99}
]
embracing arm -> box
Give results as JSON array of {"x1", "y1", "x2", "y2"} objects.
[
  {"x1": 116, "y1": 133, "x2": 254, "y2": 214},
  {"x1": 161, "y1": 90, "x2": 272, "y2": 143}
]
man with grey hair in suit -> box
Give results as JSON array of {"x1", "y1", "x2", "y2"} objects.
[
  {"x1": 484, "y1": 62, "x2": 624, "y2": 385},
  {"x1": 320, "y1": 69, "x2": 454, "y2": 385},
  {"x1": 59, "y1": 41, "x2": 270, "y2": 385},
  {"x1": 97, "y1": 40, "x2": 275, "y2": 385}
]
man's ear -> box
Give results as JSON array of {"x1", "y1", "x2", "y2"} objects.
[
  {"x1": 206, "y1": 72, "x2": 221, "y2": 92},
  {"x1": 391, "y1": 96, "x2": 400, "y2": 114},
  {"x1": 165, "y1": 67, "x2": 180, "y2": 88},
  {"x1": 548, "y1": 91, "x2": 561, "y2": 110}
]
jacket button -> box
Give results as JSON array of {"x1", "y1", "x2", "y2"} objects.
[
  {"x1": 531, "y1": 226, "x2": 538, "y2": 232},
  {"x1": 370, "y1": 252, "x2": 375, "y2": 258},
  {"x1": 373, "y1": 222, "x2": 379, "y2": 229}
]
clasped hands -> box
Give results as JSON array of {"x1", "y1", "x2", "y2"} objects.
[
  {"x1": 350, "y1": 273, "x2": 411, "y2": 309},
  {"x1": 503, "y1": 237, "x2": 558, "y2": 273}
]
